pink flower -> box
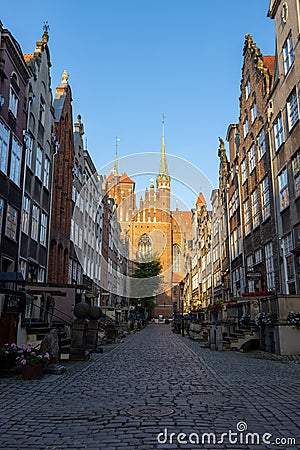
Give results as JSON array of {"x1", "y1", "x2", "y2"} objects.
[
  {"x1": 37, "y1": 355, "x2": 43, "y2": 359},
  {"x1": 44, "y1": 353, "x2": 50, "y2": 359},
  {"x1": 10, "y1": 343, "x2": 17, "y2": 348},
  {"x1": 21, "y1": 359, "x2": 27, "y2": 365}
]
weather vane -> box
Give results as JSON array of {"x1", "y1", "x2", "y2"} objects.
[{"x1": 43, "y1": 21, "x2": 50, "y2": 33}]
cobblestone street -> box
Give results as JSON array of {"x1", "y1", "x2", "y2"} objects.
[{"x1": 1, "y1": 325, "x2": 299, "y2": 449}]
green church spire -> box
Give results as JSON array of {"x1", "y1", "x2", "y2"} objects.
[
  {"x1": 156, "y1": 114, "x2": 170, "y2": 183},
  {"x1": 113, "y1": 137, "x2": 120, "y2": 177}
]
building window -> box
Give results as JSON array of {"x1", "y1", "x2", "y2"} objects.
[
  {"x1": 138, "y1": 233, "x2": 152, "y2": 258},
  {"x1": 5, "y1": 205, "x2": 18, "y2": 241},
  {"x1": 282, "y1": 233, "x2": 295, "y2": 293},
  {"x1": 243, "y1": 117, "x2": 249, "y2": 138},
  {"x1": 38, "y1": 268, "x2": 45, "y2": 283},
  {"x1": 265, "y1": 242, "x2": 276, "y2": 290},
  {"x1": 0, "y1": 121, "x2": 9, "y2": 175},
  {"x1": 245, "y1": 77, "x2": 251, "y2": 100},
  {"x1": 20, "y1": 260, "x2": 27, "y2": 280},
  {"x1": 35, "y1": 145, "x2": 43, "y2": 179},
  {"x1": 9, "y1": 87, "x2": 18, "y2": 118},
  {"x1": 273, "y1": 112, "x2": 284, "y2": 151},
  {"x1": 230, "y1": 227, "x2": 239, "y2": 260},
  {"x1": 10, "y1": 137, "x2": 22, "y2": 186},
  {"x1": 257, "y1": 128, "x2": 266, "y2": 159},
  {"x1": 243, "y1": 199, "x2": 251, "y2": 236},
  {"x1": 292, "y1": 151, "x2": 300, "y2": 197},
  {"x1": 251, "y1": 100, "x2": 257, "y2": 123},
  {"x1": 72, "y1": 185, "x2": 78, "y2": 203},
  {"x1": 44, "y1": 156, "x2": 50, "y2": 189},
  {"x1": 31, "y1": 204, "x2": 39, "y2": 241},
  {"x1": 22, "y1": 195, "x2": 30, "y2": 234},
  {"x1": 228, "y1": 188, "x2": 239, "y2": 218},
  {"x1": 26, "y1": 134, "x2": 34, "y2": 169},
  {"x1": 0, "y1": 198, "x2": 4, "y2": 241},
  {"x1": 247, "y1": 254, "x2": 254, "y2": 270},
  {"x1": 39, "y1": 95, "x2": 46, "y2": 126},
  {"x1": 254, "y1": 248, "x2": 262, "y2": 264},
  {"x1": 278, "y1": 168, "x2": 289, "y2": 210},
  {"x1": 232, "y1": 267, "x2": 244, "y2": 297},
  {"x1": 70, "y1": 217, "x2": 74, "y2": 241},
  {"x1": 261, "y1": 177, "x2": 270, "y2": 221},
  {"x1": 246, "y1": 255, "x2": 255, "y2": 292},
  {"x1": 283, "y1": 32, "x2": 294, "y2": 74},
  {"x1": 287, "y1": 88, "x2": 299, "y2": 131},
  {"x1": 40, "y1": 212, "x2": 47, "y2": 246},
  {"x1": 79, "y1": 227, "x2": 83, "y2": 249},
  {"x1": 248, "y1": 144, "x2": 256, "y2": 173},
  {"x1": 282, "y1": 232, "x2": 293, "y2": 255},
  {"x1": 241, "y1": 157, "x2": 248, "y2": 184},
  {"x1": 251, "y1": 189, "x2": 260, "y2": 229},
  {"x1": 173, "y1": 244, "x2": 182, "y2": 273}
]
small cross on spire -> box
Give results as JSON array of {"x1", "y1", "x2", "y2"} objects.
[{"x1": 162, "y1": 113, "x2": 166, "y2": 137}]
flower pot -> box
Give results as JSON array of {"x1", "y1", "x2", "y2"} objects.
[{"x1": 21, "y1": 364, "x2": 43, "y2": 380}]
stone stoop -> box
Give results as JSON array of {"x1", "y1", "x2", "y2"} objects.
[
  {"x1": 26, "y1": 321, "x2": 50, "y2": 345},
  {"x1": 26, "y1": 321, "x2": 71, "y2": 361},
  {"x1": 223, "y1": 325, "x2": 259, "y2": 351}
]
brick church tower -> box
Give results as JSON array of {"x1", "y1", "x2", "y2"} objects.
[{"x1": 105, "y1": 118, "x2": 192, "y2": 318}]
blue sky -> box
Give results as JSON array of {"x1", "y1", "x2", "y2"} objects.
[{"x1": 1, "y1": 1, "x2": 275, "y2": 208}]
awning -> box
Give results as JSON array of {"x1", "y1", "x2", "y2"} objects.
[{"x1": 0, "y1": 272, "x2": 25, "y2": 283}]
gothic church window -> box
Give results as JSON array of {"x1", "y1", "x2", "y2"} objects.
[
  {"x1": 173, "y1": 244, "x2": 182, "y2": 273},
  {"x1": 138, "y1": 234, "x2": 152, "y2": 258}
]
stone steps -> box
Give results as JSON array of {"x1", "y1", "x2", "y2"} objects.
[{"x1": 223, "y1": 326, "x2": 259, "y2": 351}]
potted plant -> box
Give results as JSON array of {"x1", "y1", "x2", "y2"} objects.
[
  {"x1": 239, "y1": 313, "x2": 251, "y2": 326},
  {"x1": 211, "y1": 299, "x2": 224, "y2": 316},
  {"x1": 254, "y1": 312, "x2": 278, "y2": 327},
  {"x1": 16, "y1": 342, "x2": 50, "y2": 380},
  {"x1": 286, "y1": 312, "x2": 300, "y2": 328}
]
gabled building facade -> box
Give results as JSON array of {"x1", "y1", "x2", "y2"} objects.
[
  {"x1": 48, "y1": 71, "x2": 74, "y2": 285},
  {"x1": 21, "y1": 27, "x2": 55, "y2": 284},
  {"x1": 0, "y1": 22, "x2": 30, "y2": 277},
  {"x1": 237, "y1": 34, "x2": 279, "y2": 295},
  {"x1": 268, "y1": 0, "x2": 300, "y2": 294}
]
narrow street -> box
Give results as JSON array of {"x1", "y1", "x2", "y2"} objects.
[{"x1": 1, "y1": 325, "x2": 299, "y2": 449}]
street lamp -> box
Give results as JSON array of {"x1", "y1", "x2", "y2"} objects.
[{"x1": 179, "y1": 280, "x2": 185, "y2": 337}]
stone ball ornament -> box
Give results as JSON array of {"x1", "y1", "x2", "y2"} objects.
[
  {"x1": 74, "y1": 302, "x2": 91, "y2": 319},
  {"x1": 89, "y1": 306, "x2": 102, "y2": 320}
]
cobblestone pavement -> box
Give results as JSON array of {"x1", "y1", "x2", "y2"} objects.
[{"x1": 1, "y1": 325, "x2": 299, "y2": 450}]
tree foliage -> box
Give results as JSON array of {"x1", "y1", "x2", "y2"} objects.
[{"x1": 130, "y1": 256, "x2": 163, "y2": 314}]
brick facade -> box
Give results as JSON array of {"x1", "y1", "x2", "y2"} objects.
[{"x1": 48, "y1": 72, "x2": 74, "y2": 284}]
